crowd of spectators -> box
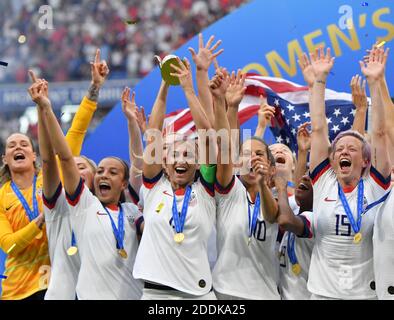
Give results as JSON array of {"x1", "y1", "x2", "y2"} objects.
[{"x1": 0, "y1": 0, "x2": 249, "y2": 84}]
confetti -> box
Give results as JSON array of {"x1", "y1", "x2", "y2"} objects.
[
  {"x1": 0, "y1": 275, "x2": 7, "y2": 279},
  {"x1": 18, "y1": 35, "x2": 27, "y2": 44},
  {"x1": 6, "y1": 243, "x2": 16, "y2": 254},
  {"x1": 377, "y1": 41, "x2": 386, "y2": 48},
  {"x1": 361, "y1": 2, "x2": 368, "y2": 6},
  {"x1": 0, "y1": 61, "x2": 8, "y2": 67},
  {"x1": 125, "y1": 19, "x2": 139, "y2": 25}
]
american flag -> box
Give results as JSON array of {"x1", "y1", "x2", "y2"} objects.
[{"x1": 163, "y1": 74, "x2": 361, "y2": 152}]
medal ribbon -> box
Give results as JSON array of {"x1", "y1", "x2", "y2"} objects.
[
  {"x1": 103, "y1": 204, "x2": 125, "y2": 250},
  {"x1": 338, "y1": 179, "x2": 364, "y2": 235},
  {"x1": 287, "y1": 232, "x2": 298, "y2": 265},
  {"x1": 172, "y1": 185, "x2": 192, "y2": 234},
  {"x1": 247, "y1": 192, "x2": 261, "y2": 239},
  {"x1": 11, "y1": 175, "x2": 39, "y2": 221},
  {"x1": 71, "y1": 230, "x2": 76, "y2": 247},
  {"x1": 287, "y1": 181, "x2": 295, "y2": 188}
]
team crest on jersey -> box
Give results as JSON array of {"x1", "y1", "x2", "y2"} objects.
[{"x1": 189, "y1": 191, "x2": 197, "y2": 207}]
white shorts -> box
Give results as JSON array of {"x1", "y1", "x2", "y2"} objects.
[
  {"x1": 310, "y1": 293, "x2": 377, "y2": 300},
  {"x1": 214, "y1": 290, "x2": 247, "y2": 300},
  {"x1": 141, "y1": 288, "x2": 217, "y2": 300}
]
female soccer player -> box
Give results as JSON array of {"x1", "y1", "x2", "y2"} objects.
[
  {"x1": 34, "y1": 79, "x2": 143, "y2": 299},
  {"x1": 279, "y1": 46, "x2": 391, "y2": 300},
  {"x1": 133, "y1": 58, "x2": 217, "y2": 300},
  {"x1": 212, "y1": 70, "x2": 280, "y2": 300},
  {"x1": 0, "y1": 49, "x2": 107, "y2": 300}
]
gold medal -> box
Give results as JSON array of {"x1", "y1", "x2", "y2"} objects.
[
  {"x1": 354, "y1": 232, "x2": 362, "y2": 244},
  {"x1": 67, "y1": 246, "x2": 78, "y2": 256},
  {"x1": 292, "y1": 263, "x2": 302, "y2": 276},
  {"x1": 174, "y1": 233, "x2": 185, "y2": 244},
  {"x1": 35, "y1": 231, "x2": 43, "y2": 240},
  {"x1": 118, "y1": 248, "x2": 128, "y2": 259}
]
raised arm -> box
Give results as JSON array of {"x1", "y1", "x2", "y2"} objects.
[
  {"x1": 308, "y1": 47, "x2": 334, "y2": 172},
  {"x1": 294, "y1": 122, "x2": 311, "y2": 186},
  {"x1": 28, "y1": 72, "x2": 60, "y2": 199},
  {"x1": 188, "y1": 33, "x2": 224, "y2": 128},
  {"x1": 360, "y1": 47, "x2": 391, "y2": 177},
  {"x1": 255, "y1": 97, "x2": 275, "y2": 138},
  {"x1": 274, "y1": 169, "x2": 305, "y2": 236},
  {"x1": 121, "y1": 88, "x2": 143, "y2": 193},
  {"x1": 251, "y1": 156, "x2": 278, "y2": 224},
  {"x1": 210, "y1": 72, "x2": 233, "y2": 187},
  {"x1": 226, "y1": 69, "x2": 246, "y2": 130},
  {"x1": 170, "y1": 58, "x2": 212, "y2": 131},
  {"x1": 65, "y1": 49, "x2": 109, "y2": 156},
  {"x1": 350, "y1": 75, "x2": 368, "y2": 136},
  {"x1": 378, "y1": 49, "x2": 394, "y2": 163},
  {"x1": 36, "y1": 81, "x2": 81, "y2": 197},
  {"x1": 143, "y1": 80, "x2": 169, "y2": 179}
]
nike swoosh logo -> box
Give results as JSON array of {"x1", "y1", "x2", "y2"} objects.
[
  {"x1": 324, "y1": 197, "x2": 336, "y2": 202},
  {"x1": 96, "y1": 211, "x2": 108, "y2": 215},
  {"x1": 5, "y1": 205, "x2": 13, "y2": 211},
  {"x1": 163, "y1": 191, "x2": 174, "y2": 197}
]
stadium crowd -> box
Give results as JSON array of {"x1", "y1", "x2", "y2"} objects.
[{"x1": 0, "y1": 0, "x2": 248, "y2": 83}]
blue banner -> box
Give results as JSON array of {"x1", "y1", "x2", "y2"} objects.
[{"x1": 82, "y1": 0, "x2": 394, "y2": 163}]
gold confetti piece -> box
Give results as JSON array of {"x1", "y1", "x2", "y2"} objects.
[
  {"x1": 125, "y1": 19, "x2": 139, "y2": 25},
  {"x1": 377, "y1": 41, "x2": 386, "y2": 48},
  {"x1": 7, "y1": 243, "x2": 16, "y2": 254}
]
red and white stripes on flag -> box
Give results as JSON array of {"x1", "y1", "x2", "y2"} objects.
[{"x1": 161, "y1": 74, "x2": 358, "y2": 139}]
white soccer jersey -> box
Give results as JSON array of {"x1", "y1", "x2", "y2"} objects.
[
  {"x1": 66, "y1": 179, "x2": 143, "y2": 300},
  {"x1": 213, "y1": 176, "x2": 280, "y2": 300},
  {"x1": 278, "y1": 210, "x2": 314, "y2": 300},
  {"x1": 304, "y1": 159, "x2": 391, "y2": 299},
  {"x1": 133, "y1": 172, "x2": 216, "y2": 296},
  {"x1": 43, "y1": 184, "x2": 80, "y2": 300},
  {"x1": 373, "y1": 188, "x2": 394, "y2": 300}
]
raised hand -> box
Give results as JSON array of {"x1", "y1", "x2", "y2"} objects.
[
  {"x1": 170, "y1": 57, "x2": 194, "y2": 92},
  {"x1": 188, "y1": 33, "x2": 224, "y2": 71},
  {"x1": 350, "y1": 74, "x2": 368, "y2": 111},
  {"x1": 28, "y1": 70, "x2": 51, "y2": 109},
  {"x1": 251, "y1": 155, "x2": 270, "y2": 184},
  {"x1": 209, "y1": 69, "x2": 229, "y2": 98},
  {"x1": 273, "y1": 165, "x2": 288, "y2": 191},
  {"x1": 310, "y1": 47, "x2": 335, "y2": 79},
  {"x1": 121, "y1": 87, "x2": 138, "y2": 122},
  {"x1": 225, "y1": 69, "x2": 246, "y2": 108},
  {"x1": 135, "y1": 106, "x2": 147, "y2": 134},
  {"x1": 91, "y1": 49, "x2": 109, "y2": 87},
  {"x1": 297, "y1": 122, "x2": 311, "y2": 152},
  {"x1": 298, "y1": 52, "x2": 315, "y2": 88},
  {"x1": 360, "y1": 47, "x2": 389, "y2": 84},
  {"x1": 257, "y1": 97, "x2": 276, "y2": 128}
]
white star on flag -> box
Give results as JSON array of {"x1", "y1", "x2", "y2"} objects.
[
  {"x1": 292, "y1": 113, "x2": 301, "y2": 122},
  {"x1": 350, "y1": 109, "x2": 356, "y2": 116},
  {"x1": 286, "y1": 104, "x2": 295, "y2": 112},
  {"x1": 333, "y1": 108, "x2": 341, "y2": 117},
  {"x1": 326, "y1": 117, "x2": 332, "y2": 124},
  {"x1": 276, "y1": 136, "x2": 283, "y2": 143},
  {"x1": 331, "y1": 125, "x2": 340, "y2": 133},
  {"x1": 303, "y1": 111, "x2": 310, "y2": 119},
  {"x1": 341, "y1": 117, "x2": 350, "y2": 125},
  {"x1": 274, "y1": 99, "x2": 280, "y2": 106}
]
